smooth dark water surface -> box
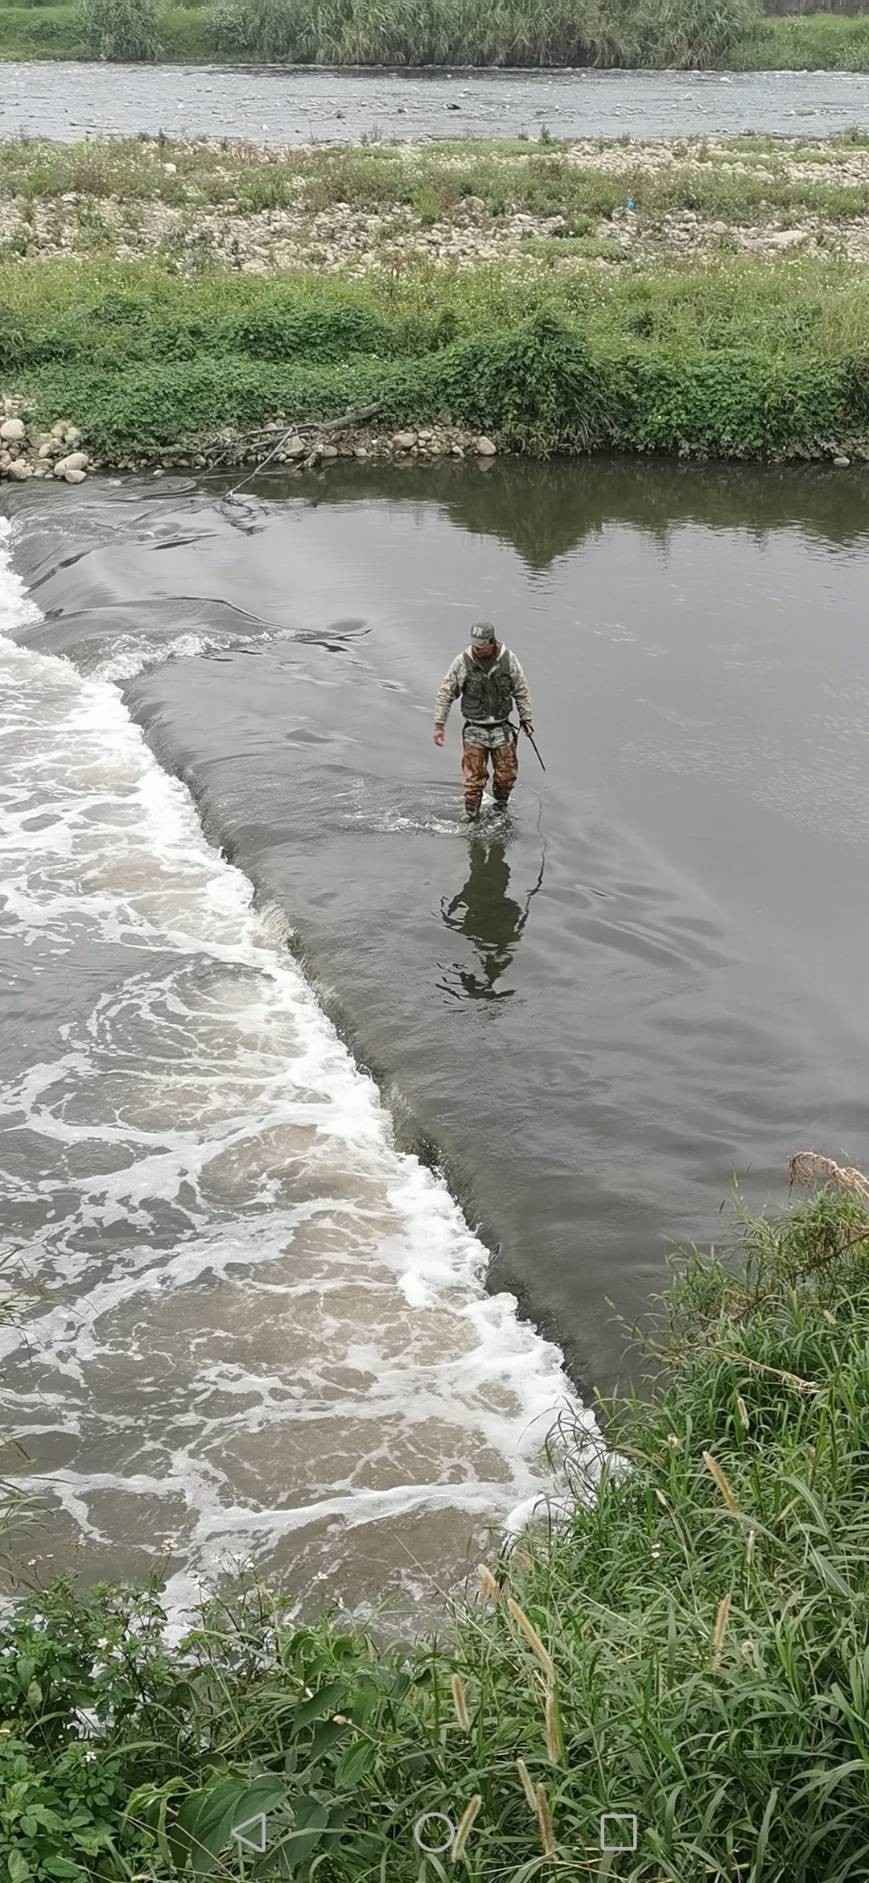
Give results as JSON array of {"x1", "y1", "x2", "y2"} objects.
[
  {"x1": 2, "y1": 61, "x2": 869, "y2": 144},
  {"x1": 2, "y1": 456, "x2": 868, "y2": 1601}
]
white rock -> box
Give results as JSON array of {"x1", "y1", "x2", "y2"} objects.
[
  {"x1": 62, "y1": 467, "x2": 87, "y2": 485},
  {"x1": 64, "y1": 426, "x2": 82, "y2": 447},
  {"x1": 320, "y1": 444, "x2": 338, "y2": 459},
  {"x1": 0, "y1": 418, "x2": 26, "y2": 443},
  {"x1": 767, "y1": 229, "x2": 807, "y2": 250},
  {"x1": 51, "y1": 421, "x2": 68, "y2": 440},
  {"x1": 163, "y1": 162, "x2": 177, "y2": 175},
  {"x1": 283, "y1": 436, "x2": 306, "y2": 458},
  {"x1": 38, "y1": 442, "x2": 55, "y2": 460},
  {"x1": 7, "y1": 459, "x2": 33, "y2": 480},
  {"x1": 393, "y1": 430, "x2": 416, "y2": 450},
  {"x1": 450, "y1": 444, "x2": 465, "y2": 457},
  {"x1": 833, "y1": 454, "x2": 851, "y2": 468},
  {"x1": 0, "y1": 451, "x2": 10, "y2": 470},
  {"x1": 55, "y1": 451, "x2": 89, "y2": 475},
  {"x1": 475, "y1": 436, "x2": 497, "y2": 456}
]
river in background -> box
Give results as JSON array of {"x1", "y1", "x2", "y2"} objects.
[
  {"x1": 2, "y1": 458, "x2": 869, "y2": 1613},
  {"x1": 2, "y1": 61, "x2": 869, "y2": 144}
]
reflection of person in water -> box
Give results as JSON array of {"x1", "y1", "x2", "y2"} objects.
[{"x1": 440, "y1": 837, "x2": 544, "y2": 1002}]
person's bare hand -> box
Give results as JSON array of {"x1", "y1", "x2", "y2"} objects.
[{"x1": 433, "y1": 728, "x2": 445, "y2": 747}]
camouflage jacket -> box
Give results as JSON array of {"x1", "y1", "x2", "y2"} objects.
[{"x1": 433, "y1": 644, "x2": 533, "y2": 731}]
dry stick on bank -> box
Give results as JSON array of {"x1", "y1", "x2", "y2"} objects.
[
  {"x1": 225, "y1": 401, "x2": 382, "y2": 498},
  {"x1": 788, "y1": 1151, "x2": 869, "y2": 1203}
]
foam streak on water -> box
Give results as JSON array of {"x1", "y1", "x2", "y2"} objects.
[{"x1": 0, "y1": 519, "x2": 593, "y2": 1618}]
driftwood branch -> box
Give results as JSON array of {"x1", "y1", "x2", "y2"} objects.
[
  {"x1": 225, "y1": 402, "x2": 382, "y2": 496},
  {"x1": 309, "y1": 401, "x2": 381, "y2": 437}
]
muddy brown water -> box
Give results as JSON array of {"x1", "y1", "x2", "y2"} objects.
[
  {"x1": 2, "y1": 456, "x2": 868, "y2": 1614},
  {"x1": 2, "y1": 60, "x2": 869, "y2": 144}
]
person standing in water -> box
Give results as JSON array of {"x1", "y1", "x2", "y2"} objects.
[{"x1": 432, "y1": 621, "x2": 535, "y2": 820}]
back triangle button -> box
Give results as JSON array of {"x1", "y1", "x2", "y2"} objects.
[{"x1": 231, "y1": 1811, "x2": 268, "y2": 1854}]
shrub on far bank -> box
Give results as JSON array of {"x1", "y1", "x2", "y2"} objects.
[
  {"x1": 75, "y1": 0, "x2": 161, "y2": 59},
  {"x1": 210, "y1": 0, "x2": 294, "y2": 59},
  {"x1": 608, "y1": 0, "x2": 761, "y2": 65}
]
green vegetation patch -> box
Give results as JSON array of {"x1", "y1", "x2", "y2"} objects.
[
  {"x1": 735, "y1": 9, "x2": 869, "y2": 67},
  {"x1": 4, "y1": 1181, "x2": 869, "y2": 1879},
  {"x1": 2, "y1": 259, "x2": 868, "y2": 460}
]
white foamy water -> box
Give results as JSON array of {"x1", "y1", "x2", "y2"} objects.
[{"x1": 0, "y1": 518, "x2": 596, "y2": 1618}]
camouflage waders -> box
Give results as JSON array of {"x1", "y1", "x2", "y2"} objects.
[{"x1": 462, "y1": 727, "x2": 519, "y2": 817}]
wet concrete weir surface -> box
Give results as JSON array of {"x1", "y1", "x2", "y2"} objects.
[{"x1": 2, "y1": 456, "x2": 869, "y2": 1612}]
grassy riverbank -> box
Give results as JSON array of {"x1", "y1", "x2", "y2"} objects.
[
  {"x1": 3, "y1": 135, "x2": 869, "y2": 467},
  {"x1": 4, "y1": 1175, "x2": 869, "y2": 1880},
  {"x1": 2, "y1": 0, "x2": 869, "y2": 69},
  {"x1": 4, "y1": 254, "x2": 869, "y2": 464}
]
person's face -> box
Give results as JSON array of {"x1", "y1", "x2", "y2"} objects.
[{"x1": 473, "y1": 639, "x2": 496, "y2": 660}]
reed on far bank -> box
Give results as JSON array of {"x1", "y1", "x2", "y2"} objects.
[
  {"x1": 207, "y1": 0, "x2": 759, "y2": 69},
  {"x1": 3, "y1": 0, "x2": 869, "y2": 67}
]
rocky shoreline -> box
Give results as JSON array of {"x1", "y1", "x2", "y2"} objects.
[
  {"x1": 8, "y1": 187, "x2": 869, "y2": 277},
  {"x1": 0, "y1": 397, "x2": 503, "y2": 483},
  {"x1": 4, "y1": 135, "x2": 869, "y2": 278},
  {"x1": 2, "y1": 395, "x2": 861, "y2": 484}
]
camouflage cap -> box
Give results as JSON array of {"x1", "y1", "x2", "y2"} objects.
[{"x1": 470, "y1": 621, "x2": 497, "y2": 645}]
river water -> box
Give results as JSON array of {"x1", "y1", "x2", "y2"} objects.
[
  {"x1": 2, "y1": 60, "x2": 869, "y2": 144},
  {"x1": 2, "y1": 459, "x2": 869, "y2": 1613}
]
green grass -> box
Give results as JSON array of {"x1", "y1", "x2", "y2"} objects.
[
  {"x1": 4, "y1": 1181, "x2": 869, "y2": 1881},
  {"x1": 2, "y1": 0, "x2": 869, "y2": 66},
  {"x1": 0, "y1": 259, "x2": 865, "y2": 457},
  {"x1": 0, "y1": 0, "x2": 208, "y2": 58},
  {"x1": 736, "y1": 10, "x2": 869, "y2": 64},
  {"x1": 0, "y1": 3, "x2": 85, "y2": 58},
  {"x1": 2, "y1": 257, "x2": 868, "y2": 460}
]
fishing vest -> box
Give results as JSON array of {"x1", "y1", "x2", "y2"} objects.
[{"x1": 460, "y1": 646, "x2": 514, "y2": 723}]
